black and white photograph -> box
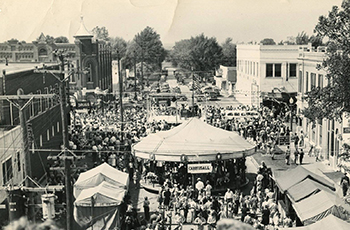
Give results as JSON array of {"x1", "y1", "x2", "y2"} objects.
[{"x1": 0, "y1": 0, "x2": 350, "y2": 229}]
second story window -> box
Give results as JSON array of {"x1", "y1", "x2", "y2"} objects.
[
  {"x1": 266, "y1": 64, "x2": 281, "y2": 77},
  {"x1": 289, "y1": 64, "x2": 297, "y2": 77}
]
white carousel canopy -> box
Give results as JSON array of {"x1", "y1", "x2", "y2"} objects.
[{"x1": 133, "y1": 118, "x2": 256, "y2": 162}]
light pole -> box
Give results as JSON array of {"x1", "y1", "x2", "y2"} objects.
[{"x1": 133, "y1": 51, "x2": 137, "y2": 100}]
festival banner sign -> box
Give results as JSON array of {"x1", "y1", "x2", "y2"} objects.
[{"x1": 187, "y1": 163, "x2": 213, "y2": 174}]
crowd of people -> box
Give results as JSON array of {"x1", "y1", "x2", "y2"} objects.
[{"x1": 43, "y1": 93, "x2": 307, "y2": 230}]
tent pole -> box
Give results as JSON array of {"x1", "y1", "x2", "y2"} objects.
[{"x1": 91, "y1": 196, "x2": 94, "y2": 230}]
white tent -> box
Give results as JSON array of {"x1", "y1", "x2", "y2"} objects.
[
  {"x1": 74, "y1": 181, "x2": 126, "y2": 207},
  {"x1": 133, "y1": 118, "x2": 256, "y2": 162},
  {"x1": 282, "y1": 214, "x2": 350, "y2": 230},
  {"x1": 74, "y1": 182, "x2": 125, "y2": 229},
  {"x1": 292, "y1": 190, "x2": 348, "y2": 225},
  {"x1": 74, "y1": 163, "x2": 129, "y2": 197}
]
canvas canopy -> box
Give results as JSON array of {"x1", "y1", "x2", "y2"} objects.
[
  {"x1": 274, "y1": 166, "x2": 334, "y2": 193},
  {"x1": 282, "y1": 214, "x2": 350, "y2": 230},
  {"x1": 133, "y1": 118, "x2": 256, "y2": 162},
  {"x1": 74, "y1": 202, "x2": 120, "y2": 229},
  {"x1": 74, "y1": 181, "x2": 126, "y2": 207},
  {"x1": 74, "y1": 163, "x2": 129, "y2": 197},
  {"x1": 286, "y1": 178, "x2": 334, "y2": 203},
  {"x1": 292, "y1": 190, "x2": 347, "y2": 225}
]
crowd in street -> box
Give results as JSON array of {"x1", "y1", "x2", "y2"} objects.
[{"x1": 54, "y1": 97, "x2": 318, "y2": 230}]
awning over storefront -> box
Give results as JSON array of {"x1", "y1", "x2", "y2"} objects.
[
  {"x1": 74, "y1": 163, "x2": 129, "y2": 197},
  {"x1": 133, "y1": 118, "x2": 256, "y2": 162}
]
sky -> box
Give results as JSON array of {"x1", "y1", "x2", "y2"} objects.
[{"x1": 0, "y1": 0, "x2": 344, "y2": 47}]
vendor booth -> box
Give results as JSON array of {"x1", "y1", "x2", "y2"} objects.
[
  {"x1": 292, "y1": 190, "x2": 349, "y2": 225},
  {"x1": 74, "y1": 181, "x2": 126, "y2": 230},
  {"x1": 133, "y1": 118, "x2": 256, "y2": 192},
  {"x1": 283, "y1": 214, "x2": 350, "y2": 230},
  {"x1": 274, "y1": 166, "x2": 335, "y2": 193},
  {"x1": 74, "y1": 163, "x2": 129, "y2": 197}
]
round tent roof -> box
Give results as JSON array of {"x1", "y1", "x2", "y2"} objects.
[{"x1": 133, "y1": 118, "x2": 256, "y2": 162}]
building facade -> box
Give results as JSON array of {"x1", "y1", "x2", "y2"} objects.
[
  {"x1": 0, "y1": 19, "x2": 112, "y2": 94},
  {"x1": 297, "y1": 46, "x2": 343, "y2": 170},
  {"x1": 214, "y1": 65, "x2": 236, "y2": 95},
  {"x1": 0, "y1": 64, "x2": 64, "y2": 187},
  {"x1": 236, "y1": 44, "x2": 307, "y2": 107}
]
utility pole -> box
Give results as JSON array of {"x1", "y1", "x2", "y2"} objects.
[
  {"x1": 133, "y1": 51, "x2": 137, "y2": 100},
  {"x1": 191, "y1": 67, "x2": 195, "y2": 117},
  {"x1": 58, "y1": 53, "x2": 73, "y2": 230},
  {"x1": 140, "y1": 45, "x2": 144, "y2": 91},
  {"x1": 117, "y1": 51, "x2": 124, "y2": 142}
]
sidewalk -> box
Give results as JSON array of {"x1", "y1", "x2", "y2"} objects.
[{"x1": 251, "y1": 144, "x2": 317, "y2": 174}]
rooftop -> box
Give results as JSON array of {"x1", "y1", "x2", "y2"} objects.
[
  {"x1": 0, "y1": 63, "x2": 59, "y2": 75},
  {"x1": 74, "y1": 16, "x2": 93, "y2": 38}
]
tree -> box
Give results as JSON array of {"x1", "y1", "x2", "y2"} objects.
[
  {"x1": 92, "y1": 26, "x2": 109, "y2": 41},
  {"x1": 221, "y1": 38, "x2": 237, "y2": 66},
  {"x1": 110, "y1": 36, "x2": 128, "y2": 60},
  {"x1": 125, "y1": 26, "x2": 166, "y2": 70},
  {"x1": 170, "y1": 34, "x2": 224, "y2": 73},
  {"x1": 260, "y1": 38, "x2": 276, "y2": 45},
  {"x1": 54, "y1": 36, "x2": 69, "y2": 43},
  {"x1": 296, "y1": 31, "x2": 309, "y2": 45},
  {"x1": 302, "y1": 0, "x2": 350, "y2": 123},
  {"x1": 309, "y1": 35, "x2": 324, "y2": 48}
]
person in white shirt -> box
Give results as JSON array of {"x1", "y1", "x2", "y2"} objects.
[
  {"x1": 195, "y1": 178, "x2": 204, "y2": 196},
  {"x1": 224, "y1": 188, "x2": 234, "y2": 203}
]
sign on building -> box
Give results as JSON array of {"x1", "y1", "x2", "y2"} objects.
[{"x1": 187, "y1": 163, "x2": 213, "y2": 174}]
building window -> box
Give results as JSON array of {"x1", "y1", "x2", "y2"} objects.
[
  {"x1": 39, "y1": 48, "x2": 47, "y2": 56},
  {"x1": 266, "y1": 64, "x2": 281, "y2": 77},
  {"x1": 52, "y1": 126, "x2": 55, "y2": 137},
  {"x1": 57, "y1": 122, "x2": 60, "y2": 133},
  {"x1": 318, "y1": 74, "x2": 323, "y2": 88},
  {"x1": 2, "y1": 157, "x2": 13, "y2": 185},
  {"x1": 289, "y1": 64, "x2": 297, "y2": 77},
  {"x1": 40, "y1": 135, "x2": 43, "y2": 147},
  {"x1": 47, "y1": 129, "x2": 50, "y2": 141},
  {"x1": 305, "y1": 72, "x2": 309, "y2": 93},
  {"x1": 88, "y1": 63, "x2": 93, "y2": 82},
  {"x1": 266, "y1": 64, "x2": 273, "y2": 77},
  {"x1": 298, "y1": 70, "x2": 303, "y2": 93},
  {"x1": 275, "y1": 64, "x2": 281, "y2": 77},
  {"x1": 311, "y1": 73, "x2": 316, "y2": 90},
  {"x1": 16, "y1": 151, "x2": 21, "y2": 172}
]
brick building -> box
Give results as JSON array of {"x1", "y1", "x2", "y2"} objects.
[{"x1": 0, "y1": 63, "x2": 63, "y2": 188}]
